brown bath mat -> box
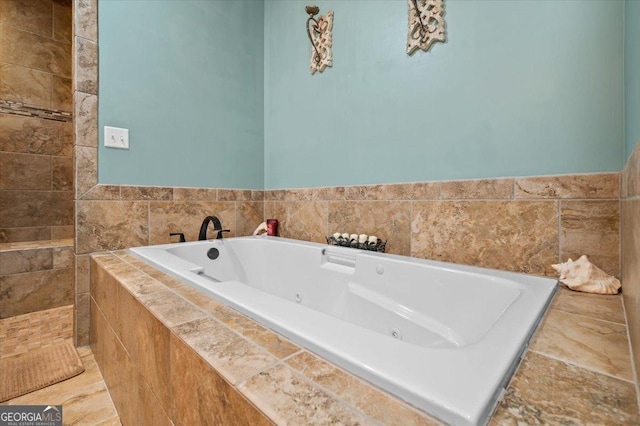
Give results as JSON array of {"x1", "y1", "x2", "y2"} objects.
[{"x1": 0, "y1": 340, "x2": 85, "y2": 402}]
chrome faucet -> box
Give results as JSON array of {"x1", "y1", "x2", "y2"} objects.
[{"x1": 198, "y1": 216, "x2": 230, "y2": 240}]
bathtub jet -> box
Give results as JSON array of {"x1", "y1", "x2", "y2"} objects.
[{"x1": 131, "y1": 236, "x2": 556, "y2": 425}]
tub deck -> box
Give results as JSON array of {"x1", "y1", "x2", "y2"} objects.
[
  {"x1": 131, "y1": 237, "x2": 557, "y2": 424},
  {"x1": 89, "y1": 250, "x2": 639, "y2": 425}
]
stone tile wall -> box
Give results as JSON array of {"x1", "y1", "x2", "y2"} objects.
[
  {"x1": 73, "y1": 185, "x2": 263, "y2": 345},
  {"x1": 622, "y1": 140, "x2": 640, "y2": 387},
  {"x1": 0, "y1": 239, "x2": 74, "y2": 319},
  {"x1": 265, "y1": 173, "x2": 620, "y2": 278},
  {"x1": 0, "y1": 0, "x2": 74, "y2": 243}
]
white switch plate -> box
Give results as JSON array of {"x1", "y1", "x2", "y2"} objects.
[{"x1": 104, "y1": 126, "x2": 129, "y2": 149}]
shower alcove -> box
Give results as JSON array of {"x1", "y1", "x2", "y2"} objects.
[{"x1": 0, "y1": 0, "x2": 75, "y2": 359}]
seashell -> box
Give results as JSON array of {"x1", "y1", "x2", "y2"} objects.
[
  {"x1": 551, "y1": 255, "x2": 621, "y2": 295},
  {"x1": 252, "y1": 222, "x2": 268, "y2": 236}
]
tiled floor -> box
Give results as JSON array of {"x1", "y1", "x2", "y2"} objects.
[
  {"x1": 1, "y1": 308, "x2": 120, "y2": 425},
  {"x1": 2, "y1": 346, "x2": 121, "y2": 425},
  {"x1": 0, "y1": 306, "x2": 74, "y2": 357}
]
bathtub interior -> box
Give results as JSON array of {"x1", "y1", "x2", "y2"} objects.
[{"x1": 169, "y1": 239, "x2": 526, "y2": 348}]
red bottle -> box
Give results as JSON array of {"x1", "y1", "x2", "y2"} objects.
[{"x1": 266, "y1": 219, "x2": 278, "y2": 236}]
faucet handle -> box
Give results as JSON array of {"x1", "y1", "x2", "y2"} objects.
[{"x1": 169, "y1": 232, "x2": 186, "y2": 243}]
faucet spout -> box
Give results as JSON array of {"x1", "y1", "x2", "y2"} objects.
[{"x1": 198, "y1": 216, "x2": 230, "y2": 240}]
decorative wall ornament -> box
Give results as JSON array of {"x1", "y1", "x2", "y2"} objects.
[
  {"x1": 305, "y1": 5, "x2": 333, "y2": 74},
  {"x1": 407, "y1": 0, "x2": 446, "y2": 55}
]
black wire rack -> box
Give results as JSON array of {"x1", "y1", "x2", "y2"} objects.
[{"x1": 326, "y1": 236, "x2": 387, "y2": 253}]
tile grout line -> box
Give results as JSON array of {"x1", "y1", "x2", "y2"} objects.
[
  {"x1": 147, "y1": 200, "x2": 151, "y2": 246},
  {"x1": 557, "y1": 200, "x2": 562, "y2": 264},
  {"x1": 50, "y1": 2, "x2": 54, "y2": 41},
  {"x1": 620, "y1": 287, "x2": 640, "y2": 410},
  {"x1": 409, "y1": 200, "x2": 413, "y2": 256}
]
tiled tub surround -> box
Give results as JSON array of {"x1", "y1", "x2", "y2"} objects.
[
  {"x1": 74, "y1": 184, "x2": 263, "y2": 345},
  {"x1": 0, "y1": 239, "x2": 74, "y2": 319},
  {"x1": 91, "y1": 251, "x2": 639, "y2": 424},
  {"x1": 73, "y1": 173, "x2": 619, "y2": 346},
  {"x1": 622, "y1": 140, "x2": 640, "y2": 388},
  {"x1": 264, "y1": 173, "x2": 620, "y2": 278},
  {"x1": 131, "y1": 237, "x2": 557, "y2": 424},
  {"x1": 75, "y1": 185, "x2": 264, "y2": 254}
]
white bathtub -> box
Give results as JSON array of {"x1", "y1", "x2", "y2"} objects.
[{"x1": 130, "y1": 236, "x2": 556, "y2": 425}]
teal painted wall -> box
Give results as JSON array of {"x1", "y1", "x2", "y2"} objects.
[
  {"x1": 626, "y1": 0, "x2": 640, "y2": 160},
  {"x1": 98, "y1": 0, "x2": 264, "y2": 189},
  {"x1": 264, "y1": 0, "x2": 624, "y2": 189}
]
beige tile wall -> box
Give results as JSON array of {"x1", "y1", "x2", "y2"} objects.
[
  {"x1": 265, "y1": 173, "x2": 620, "y2": 278},
  {"x1": 72, "y1": 0, "x2": 97, "y2": 345},
  {"x1": 0, "y1": 0, "x2": 73, "y2": 243},
  {"x1": 73, "y1": 184, "x2": 264, "y2": 345},
  {"x1": 622, "y1": 140, "x2": 640, "y2": 387},
  {"x1": 0, "y1": 240, "x2": 74, "y2": 318}
]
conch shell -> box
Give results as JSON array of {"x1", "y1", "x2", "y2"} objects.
[
  {"x1": 551, "y1": 255, "x2": 621, "y2": 295},
  {"x1": 252, "y1": 222, "x2": 268, "y2": 236}
]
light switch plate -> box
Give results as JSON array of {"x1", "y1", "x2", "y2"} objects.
[{"x1": 104, "y1": 126, "x2": 129, "y2": 149}]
